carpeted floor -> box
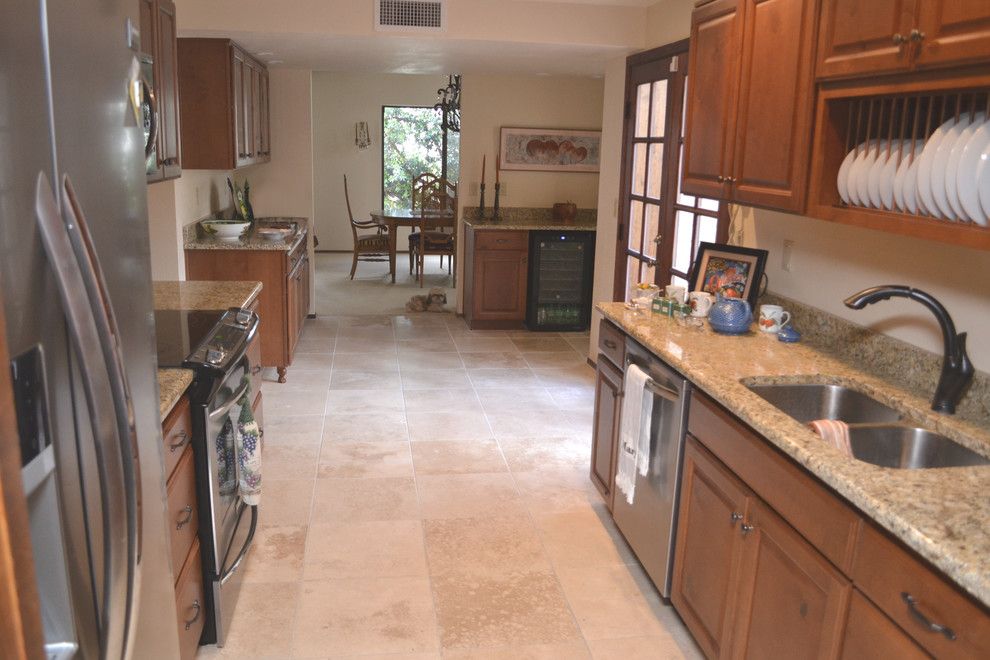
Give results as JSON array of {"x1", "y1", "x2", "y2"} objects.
[{"x1": 315, "y1": 251, "x2": 457, "y2": 316}]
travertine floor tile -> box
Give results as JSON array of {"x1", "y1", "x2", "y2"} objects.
[
  {"x1": 293, "y1": 577, "x2": 438, "y2": 656},
  {"x1": 400, "y1": 368, "x2": 473, "y2": 391},
  {"x1": 486, "y1": 411, "x2": 571, "y2": 439},
  {"x1": 335, "y1": 335, "x2": 398, "y2": 353},
  {"x1": 319, "y1": 441, "x2": 413, "y2": 478},
  {"x1": 331, "y1": 351, "x2": 400, "y2": 371},
  {"x1": 410, "y1": 440, "x2": 507, "y2": 475},
  {"x1": 304, "y1": 520, "x2": 427, "y2": 579},
  {"x1": 288, "y1": 353, "x2": 335, "y2": 371},
  {"x1": 533, "y1": 508, "x2": 636, "y2": 567},
  {"x1": 532, "y1": 365, "x2": 596, "y2": 388},
  {"x1": 263, "y1": 444, "x2": 321, "y2": 480},
  {"x1": 240, "y1": 525, "x2": 307, "y2": 583},
  {"x1": 398, "y1": 336, "x2": 457, "y2": 352},
  {"x1": 423, "y1": 515, "x2": 549, "y2": 574},
  {"x1": 523, "y1": 351, "x2": 587, "y2": 369},
  {"x1": 195, "y1": 582, "x2": 299, "y2": 658},
  {"x1": 406, "y1": 411, "x2": 492, "y2": 442},
  {"x1": 399, "y1": 351, "x2": 464, "y2": 370},
  {"x1": 546, "y1": 386, "x2": 597, "y2": 410},
  {"x1": 326, "y1": 389, "x2": 405, "y2": 414},
  {"x1": 442, "y1": 641, "x2": 591, "y2": 659},
  {"x1": 476, "y1": 388, "x2": 558, "y2": 412},
  {"x1": 295, "y1": 337, "x2": 335, "y2": 354},
  {"x1": 555, "y1": 564, "x2": 668, "y2": 640},
  {"x1": 416, "y1": 473, "x2": 524, "y2": 519},
  {"x1": 510, "y1": 337, "x2": 575, "y2": 353},
  {"x1": 330, "y1": 368, "x2": 402, "y2": 390},
  {"x1": 258, "y1": 478, "x2": 315, "y2": 527},
  {"x1": 513, "y1": 469, "x2": 600, "y2": 515},
  {"x1": 403, "y1": 388, "x2": 483, "y2": 412},
  {"x1": 322, "y1": 412, "x2": 408, "y2": 443},
  {"x1": 467, "y1": 368, "x2": 540, "y2": 389},
  {"x1": 459, "y1": 351, "x2": 530, "y2": 369},
  {"x1": 587, "y1": 634, "x2": 699, "y2": 659},
  {"x1": 262, "y1": 414, "x2": 325, "y2": 447},
  {"x1": 312, "y1": 477, "x2": 419, "y2": 522},
  {"x1": 451, "y1": 336, "x2": 518, "y2": 353},
  {"x1": 431, "y1": 568, "x2": 581, "y2": 650},
  {"x1": 263, "y1": 388, "x2": 328, "y2": 416},
  {"x1": 498, "y1": 436, "x2": 590, "y2": 472}
]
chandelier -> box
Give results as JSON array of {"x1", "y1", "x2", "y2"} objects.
[{"x1": 435, "y1": 74, "x2": 461, "y2": 133}]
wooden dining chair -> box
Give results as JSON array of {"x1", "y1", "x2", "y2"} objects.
[
  {"x1": 413, "y1": 185, "x2": 457, "y2": 288},
  {"x1": 409, "y1": 179, "x2": 457, "y2": 274},
  {"x1": 411, "y1": 173, "x2": 440, "y2": 211},
  {"x1": 344, "y1": 174, "x2": 389, "y2": 280}
]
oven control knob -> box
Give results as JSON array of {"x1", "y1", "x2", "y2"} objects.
[{"x1": 206, "y1": 348, "x2": 225, "y2": 365}]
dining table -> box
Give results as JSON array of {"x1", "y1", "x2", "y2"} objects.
[{"x1": 370, "y1": 208, "x2": 456, "y2": 283}]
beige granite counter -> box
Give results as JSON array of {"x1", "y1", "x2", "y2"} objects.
[
  {"x1": 463, "y1": 206, "x2": 596, "y2": 231},
  {"x1": 157, "y1": 368, "x2": 193, "y2": 421},
  {"x1": 153, "y1": 280, "x2": 262, "y2": 311},
  {"x1": 597, "y1": 302, "x2": 990, "y2": 607},
  {"x1": 183, "y1": 216, "x2": 308, "y2": 251}
]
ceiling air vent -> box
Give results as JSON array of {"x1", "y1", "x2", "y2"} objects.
[{"x1": 375, "y1": 0, "x2": 445, "y2": 32}]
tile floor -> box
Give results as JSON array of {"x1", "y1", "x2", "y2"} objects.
[{"x1": 198, "y1": 313, "x2": 702, "y2": 659}]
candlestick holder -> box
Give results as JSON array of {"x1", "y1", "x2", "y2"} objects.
[
  {"x1": 492, "y1": 183, "x2": 501, "y2": 222},
  {"x1": 478, "y1": 183, "x2": 486, "y2": 220}
]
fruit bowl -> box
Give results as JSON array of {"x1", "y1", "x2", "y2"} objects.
[{"x1": 201, "y1": 220, "x2": 250, "y2": 240}]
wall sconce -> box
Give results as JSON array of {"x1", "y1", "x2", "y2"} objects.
[{"x1": 355, "y1": 121, "x2": 371, "y2": 149}]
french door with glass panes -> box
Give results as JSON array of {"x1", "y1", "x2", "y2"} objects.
[{"x1": 614, "y1": 41, "x2": 728, "y2": 301}]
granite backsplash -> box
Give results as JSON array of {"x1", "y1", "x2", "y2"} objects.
[
  {"x1": 761, "y1": 291, "x2": 989, "y2": 427},
  {"x1": 462, "y1": 206, "x2": 597, "y2": 225}
]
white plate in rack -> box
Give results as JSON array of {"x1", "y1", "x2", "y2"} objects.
[
  {"x1": 916, "y1": 117, "x2": 956, "y2": 220},
  {"x1": 931, "y1": 114, "x2": 971, "y2": 221},
  {"x1": 850, "y1": 140, "x2": 880, "y2": 208},
  {"x1": 868, "y1": 140, "x2": 904, "y2": 210},
  {"x1": 947, "y1": 112, "x2": 986, "y2": 223},
  {"x1": 894, "y1": 146, "x2": 922, "y2": 214},
  {"x1": 837, "y1": 144, "x2": 862, "y2": 205},
  {"x1": 959, "y1": 116, "x2": 990, "y2": 226},
  {"x1": 878, "y1": 140, "x2": 914, "y2": 211}
]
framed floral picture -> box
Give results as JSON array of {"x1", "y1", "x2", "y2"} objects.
[
  {"x1": 499, "y1": 127, "x2": 601, "y2": 172},
  {"x1": 688, "y1": 243, "x2": 768, "y2": 309}
]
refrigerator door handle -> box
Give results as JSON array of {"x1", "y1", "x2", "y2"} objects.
[
  {"x1": 61, "y1": 175, "x2": 142, "y2": 659},
  {"x1": 34, "y1": 172, "x2": 130, "y2": 660}
]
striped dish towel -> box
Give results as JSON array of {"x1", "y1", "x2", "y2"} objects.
[{"x1": 808, "y1": 419, "x2": 852, "y2": 458}]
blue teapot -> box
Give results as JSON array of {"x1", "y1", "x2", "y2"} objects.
[{"x1": 708, "y1": 294, "x2": 753, "y2": 335}]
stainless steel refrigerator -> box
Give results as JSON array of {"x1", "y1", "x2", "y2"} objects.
[{"x1": 0, "y1": 0, "x2": 181, "y2": 657}]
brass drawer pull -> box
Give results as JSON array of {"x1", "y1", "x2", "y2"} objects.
[
  {"x1": 184, "y1": 600, "x2": 202, "y2": 630},
  {"x1": 901, "y1": 592, "x2": 956, "y2": 641},
  {"x1": 169, "y1": 430, "x2": 188, "y2": 452},
  {"x1": 176, "y1": 505, "x2": 193, "y2": 530}
]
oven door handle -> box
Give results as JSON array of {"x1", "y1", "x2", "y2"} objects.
[
  {"x1": 220, "y1": 505, "x2": 258, "y2": 585},
  {"x1": 209, "y1": 380, "x2": 250, "y2": 421}
]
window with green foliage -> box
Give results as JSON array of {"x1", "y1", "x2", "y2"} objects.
[{"x1": 382, "y1": 106, "x2": 460, "y2": 211}]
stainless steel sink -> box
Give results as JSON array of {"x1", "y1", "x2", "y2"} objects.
[
  {"x1": 746, "y1": 383, "x2": 902, "y2": 424},
  {"x1": 849, "y1": 426, "x2": 990, "y2": 469}
]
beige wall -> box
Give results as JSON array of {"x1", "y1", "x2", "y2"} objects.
[
  {"x1": 311, "y1": 72, "x2": 448, "y2": 252},
  {"x1": 455, "y1": 73, "x2": 606, "y2": 312},
  {"x1": 646, "y1": 0, "x2": 694, "y2": 45},
  {"x1": 740, "y1": 207, "x2": 990, "y2": 372}
]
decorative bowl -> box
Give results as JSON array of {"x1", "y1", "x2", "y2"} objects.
[{"x1": 201, "y1": 220, "x2": 250, "y2": 240}]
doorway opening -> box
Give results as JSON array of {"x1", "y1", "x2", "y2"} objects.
[{"x1": 381, "y1": 105, "x2": 460, "y2": 211}]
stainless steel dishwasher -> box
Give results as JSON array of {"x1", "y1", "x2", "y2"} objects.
[{"x1": 612, "y1": 339, "x2": 691, "y2": 598}]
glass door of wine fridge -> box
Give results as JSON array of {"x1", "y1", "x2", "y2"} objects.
[{"x1": 526, "y1": 231, "x2": 596, "y2": 332}]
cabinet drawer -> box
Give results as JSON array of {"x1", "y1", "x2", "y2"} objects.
[
  {"x1": 598, "y1": 320, "x2": 625, "y2": 368},
  {"x1": 162, "y1": 395, "x2": 192, "y2": 480},
  {"x1": 475, "y1": 230, "x2": 527, "y2": 251},
  {"x1": 689, "y1": 390, "x2": 862, "y2": 572},
  {"x1": 851, "y1": 522, "x2": 990, "y2": 658},
  {"x1": 166, "y1": 447, "x2": 199, "y2": 579},
  {"x1": 175, "y1": 537, "x2": 205, "y2": 660}
]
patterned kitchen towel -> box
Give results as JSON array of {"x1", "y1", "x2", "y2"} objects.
[{"x1": 234, "y1": 380, "x2": 262, "y2": 506}]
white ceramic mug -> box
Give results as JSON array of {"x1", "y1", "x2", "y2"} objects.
[
  {"x1": 759, "y1": 304, "x2": 791, "y2": 333},
  {"x1": 687, "y1": 291, "x2": 714, "y2": 317},
  {"x1": 665, "y1": 284, "x2": 687, "y2": 304}
]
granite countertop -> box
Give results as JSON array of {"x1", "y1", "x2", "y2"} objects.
[
  {"x1": 183, "y1": 216, "x2": 308, "y2": 251},
  {"x1": 153, "y1": 280, "x2": 262, "y2": 311},
  {"x1": 462, "y1": 206, "x2": 597, "y2": 232},
  {"x1": 157, "y1": 368, "x2": 193, "y2": 421},
  {"x1": 597, "y1": 302, "x2": 990, "y2": 607}
]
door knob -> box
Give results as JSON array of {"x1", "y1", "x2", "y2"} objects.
[
  {"x1": 741, "y1": 523, "x2": 755, "y2": 535},
  {"x1": 716, "y1": 175, "x2": 725, "y2": 183},
  {"x1": 909, "y1": 29, "x2": 925, "y2": 42},
  {"x1": 892, "y1": 33, "x2": 906, "y2": 45},
  {"x1": 730, "y1": 512, "x2": 743, "y2": 525}
]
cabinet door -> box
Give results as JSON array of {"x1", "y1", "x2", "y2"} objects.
[
  {"x1": 248, "y1": 62, "x2": 261, "y2": 162},
  {"x1": 730, "y1": 0, "x2": 818, "y2": 212},
  {"x1": 286, "y1": 261, "x2": 300, "y2": 360},
  {"x1": 728, "y1": 497, "x2": 851, "y2": 660},
  {"x1": 300, "y1": 253, "x2": 311, "y2": 324},
  {"x1": 671, "y1": 436, "x2": 752, "y2": 659},
  {"x1": 232, "y1": 49, "x2": 249, "y2": 167},
  {"x1": 257, "y1": 69, "x2": 270, "y2": 160},
  {"x1": 472, "y1": 250, "x2": 528, "y2": 321},
  {"x1": 682, "y1": 0, "x2": 743, "y2": 199},
  {"x1": 916, "y1": 0, "x2": 990, "y2": 69},
  {"x1": 139, "y1": 0, "x2": 162, "y2": 182},
  {"x1": 590, "y1": 355, "x2": 622, "y2": 509},
  {"x1": 816, "y1": 0, "x2": 917, "y2": 79},
  {"x1": 156, "y1": 0, "x2": 181, "y2": 180},
  {"x1": 840, "y1": 589, "x2": 928, "y2": 659}
]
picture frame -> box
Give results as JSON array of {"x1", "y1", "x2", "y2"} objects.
[
  {"x1": 688, "y1": 242, "x2": 768, "y2": 309},
  {"x1": 499, "y1": 127, "x2": 601, "y2": 173}
]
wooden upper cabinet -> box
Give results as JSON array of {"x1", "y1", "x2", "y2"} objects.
[
  {"x1": 139, "y1": 0, "x2": 181, "y2": 183},
  {"x1": 731, "y1": 0, "x2": 818, "y2": 211},
  {"x1": 728, "y1": 496, "x2": 851, "y2": 659},
  {"x1": 683, "y1": 0, "x2": 817, "y2": 212},
  {"x1": 258, "y1": 69, "x2": 271, "y2": 159},
  {"x1": 816, "y1": 0, "x2": 917, "y2": 79},
  {"x1": 817, "y1": 0, "x2": 990, "y2": 79},
  {"x1": 682, "y1": 0, "x2": 743, "y2": 200},
  {"x1": 915, "y1": 0, "x2": 990, "y2": 68},
  {"x1": 177, "y1": 38, "x2": 271, "y2": 170},
  {"x1": 671, "y1": 436, "x2": 752, "y2": 659}
]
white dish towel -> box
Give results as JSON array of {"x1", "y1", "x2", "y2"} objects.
[{"x1": 615, "y1": 364, "x2": 653, "y2": 505}]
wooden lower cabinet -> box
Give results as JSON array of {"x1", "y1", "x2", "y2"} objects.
[
  {"x1": 174, "y1": 537, "x2": 205, "y2": 660},
  {"x1": 186, "y1": 232, "x2": 310, "y2": 382},
  {"x1": 839, "y1": 589, "x2": 928, "y2": 659},
  {"x1": 590, "y1": 355, "x2": 622, "y2": 509},
  {"x1": 463, "y1": 227, "x2": 528, "y2": 329}
]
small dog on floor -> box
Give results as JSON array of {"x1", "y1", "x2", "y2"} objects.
[{"x1": 406, "y1": 287, "x2": 448, "y2": 312}]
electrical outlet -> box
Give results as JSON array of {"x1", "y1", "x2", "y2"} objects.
[{"x1": 782, "y1": 239, "x2": 794, "y2": 272}]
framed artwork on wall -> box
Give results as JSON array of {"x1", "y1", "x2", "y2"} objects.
[
  {"x1": 499, "y1": 127, "x2": 601, "y2": 172},
  {"x1": 688, "y1": 242, "x2": 768, "y2": 309}
]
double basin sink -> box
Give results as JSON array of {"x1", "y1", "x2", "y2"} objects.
[{"x1": 745, "y1": 383, "x2": 989, "y2": 470}]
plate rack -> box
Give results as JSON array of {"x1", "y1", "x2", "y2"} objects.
[{"x1": 808, "y1": 74, "x2": 990, "y2": 251}]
